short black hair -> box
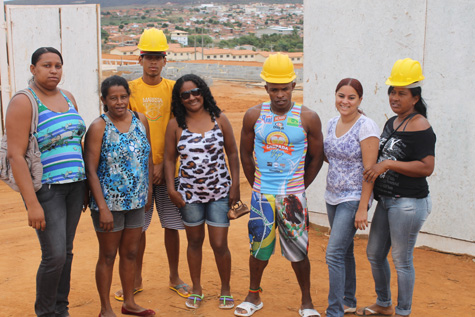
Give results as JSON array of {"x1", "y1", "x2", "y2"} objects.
[{"x1": 100, "y1": 75, "x2": 131, "y2": 112}]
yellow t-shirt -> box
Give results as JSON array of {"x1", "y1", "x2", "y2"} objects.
[{"x1": 128, "y1": 77, "x2": 175, "y2": 165}]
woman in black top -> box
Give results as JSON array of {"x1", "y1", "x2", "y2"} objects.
[{"x1": 356, "y1": 58, "x2": 436, "y2": 317}]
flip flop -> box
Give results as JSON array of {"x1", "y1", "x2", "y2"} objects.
[
  {"x1": 355, "y1": 306, "x2": 392, "y2": 316},
  {"x1": 169, "y1": 283, "x2": 190, "y2": 298},
  {"x1": 234, "y1": 301, "x2": 264, "y2": 317},
  {"x1": 185, "y1": 294, "x2": 204, "y2": 309},
  {"x1": 218, "y1": 295, "x2": 234, "y2": 309},
  {"x1": 325, "y1": 306, "x2": 357, "y2": 314},
  {"x1": 114, "y1": 288, "x2": 144, "y2": 302},
  {"x1": 299, "y1": 308, "x2": 321, "y2": 317}
]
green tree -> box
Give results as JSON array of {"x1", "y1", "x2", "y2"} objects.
[
  {"x1": 101, "y1": 28, "x2": 109, "y2": 42},
  {"x1": 188, "y1": 35, "x2": 213, "y2": 46}
]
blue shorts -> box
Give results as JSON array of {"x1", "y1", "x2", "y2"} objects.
[
  {"x1": 180, "y1": 196, "x2": 230, "y2": 228},
  {"x1": 91, "y1": 207, "x2": 145, "y2": 233}
]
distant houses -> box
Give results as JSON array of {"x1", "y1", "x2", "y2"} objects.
[
  {"x1": 104, "y1": 45, "x2": 303, "y2": 64},
  {"x1": 255, "y1": 26, "x2": 294, "y2": 38},
  {"x1": 170, "y1": 30, "x2": 189, "y2": 46}
]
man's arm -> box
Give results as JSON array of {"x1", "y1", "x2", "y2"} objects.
[
  {"x1": 301, "y1": 106, "x2": 324, "y2": 188},
  {"x1": 240, "y1": 106, "x2": 261, "y2": 188}
]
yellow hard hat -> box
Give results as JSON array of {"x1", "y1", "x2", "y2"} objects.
[
  {"x1": 260, "y1": 53, "x2": 296, "y2": 84},
  {"x1": 137, "y1": 28, "x2": 169, "y2": 53},
  {"x1": 386, "y1": 58, "x2": 425, "y2": 87}
]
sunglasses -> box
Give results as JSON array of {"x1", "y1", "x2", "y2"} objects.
[{"x1": 180, "y1": 88, "x2": 201, "y2": 100}]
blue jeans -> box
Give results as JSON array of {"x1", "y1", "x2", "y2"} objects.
[
  {"x1": 180, "y1": 196, "x2": 230, "y2": 227},
  {"x1": 34, "y1": 181, "x2": 86, "y2": 317},
  {"x1": 325, "y1": 201, "x2": 359, "y2": 317},
  {"x1": 366, "y1": 196, "x2": 431, "y2": 316}
]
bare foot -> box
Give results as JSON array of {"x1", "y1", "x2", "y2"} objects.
[{"x1": 356, "y1": 304, "x2": 394, "y2": 316}]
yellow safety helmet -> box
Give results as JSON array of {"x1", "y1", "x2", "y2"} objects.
[
  {"x1": 260, "y1": 53, "x2": 296, "y2": 84},
  {"x1": 386, "y1": 58, "x2": 425, "y2": 87},
  {"x1": 137, "y1": 28, "x2": 169, "y2": 53}
]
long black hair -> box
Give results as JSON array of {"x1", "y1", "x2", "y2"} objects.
[
  {"x1": 100, "y1": 75, "x2": 130, "y2": 112},
  {"x1": 388, "y1": 86, "x2": 427, "y2": 118},
  {"x1": 171, "y1": 74, "x2": 221, "y2": 129}
]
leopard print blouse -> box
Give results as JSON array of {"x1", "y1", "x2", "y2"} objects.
[{"x1": 177, "y1": 121, "x2": 231, "y2": 204}]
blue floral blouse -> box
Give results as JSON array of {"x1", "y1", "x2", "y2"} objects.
[{"x1": 90, "y1": 111, "x2": 150, "y2": 211}]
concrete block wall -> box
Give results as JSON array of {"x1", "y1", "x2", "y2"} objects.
[
  {"x1": 118, "y1": 63, "x2": 303, "y2": 84},
  {"x1": 304, "y1": 0, "x2": 475, "y2": 255}
]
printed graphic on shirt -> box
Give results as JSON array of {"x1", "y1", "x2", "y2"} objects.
[
  {"x1": 261, "y1": 115, "x2": 273, "y2": 124},
  {"x1": 143, "y1": 97, "x2": 164, "y2": 121},
  {"x1": 264, "y1": 131, "x2": 294, "y2": 155},
  {"x1": 287, "y1": 117, "x2": 299, "y2": 127}
]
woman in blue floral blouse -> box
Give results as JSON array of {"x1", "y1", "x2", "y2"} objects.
[{"x1": 85, "y1": 75, "x2": 155, "y2": 317}]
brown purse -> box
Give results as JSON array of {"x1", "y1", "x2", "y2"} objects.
[{"x1": 227, "y1": 200, "x2": 250, "y2": 220}]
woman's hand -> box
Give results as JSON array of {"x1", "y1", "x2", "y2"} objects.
[
  {"x1": 169, "y1": 190, "x2": 185, "y2": 208},
  {"x1": 82, "y1": 190, "x2": 89, "y2": 212},
  {"x1": 99, "y1": 208, "x2": 114, "y2": 232},
  {"x1": 229, "y1": 183, "x2": 240, "y2": 207},
  {"x1": 28, "y1": 205, "x2": 46, "y2": 231},
  {"x1": 354, "y1": 207, "x2": 368, "y2": 230},
  {"x1": 363, "y1": 160, "x2": 389, "y2": 183}
]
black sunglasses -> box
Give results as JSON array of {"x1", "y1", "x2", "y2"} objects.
[{"x1": 180, "y1": 88, "x2": 201, "y2": 100}]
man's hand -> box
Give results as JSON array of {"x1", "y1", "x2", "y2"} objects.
[{"x1": 153, "y1": 163, "x2": 164, "y2": 185}]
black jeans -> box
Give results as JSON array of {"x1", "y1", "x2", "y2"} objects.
[{"x1": 34, "y1": 181, "x2": 86, "y2": 317}]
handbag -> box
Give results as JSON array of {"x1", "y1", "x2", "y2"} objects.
[
  {"x1": 0, "y1": 88, "x2": 43, "y2": 192},
  {"x1": 227, "y1": 200, "x2": 250, "y2": 220}
]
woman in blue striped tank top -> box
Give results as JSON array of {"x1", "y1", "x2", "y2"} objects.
[{"x1": 5, "y1": 47, "x2": 87, "y2": 316}]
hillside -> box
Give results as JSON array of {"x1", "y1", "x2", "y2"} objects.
[{"x1": 6, "y1": 0, "x2": 303, "y2": 8}]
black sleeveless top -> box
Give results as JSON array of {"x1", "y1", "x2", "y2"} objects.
[{"x1": 374, "y1": 116, "x2": 436, "y2": 199}]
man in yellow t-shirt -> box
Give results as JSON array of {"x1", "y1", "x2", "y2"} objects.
[{"x1": 114, "y1": 28, "x2": 189, "y2": 301}]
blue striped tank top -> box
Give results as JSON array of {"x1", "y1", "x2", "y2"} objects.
[
  {"x1": 30, "y1": 88, "x2": 86, "y2": 184},
  {"x1": 253, "y1": 102, "x2": 307, "y2": 195}
]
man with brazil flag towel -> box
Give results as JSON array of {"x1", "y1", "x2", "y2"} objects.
[{"x1": 236, "y1": 52, "x2": 324, "y2": 317}]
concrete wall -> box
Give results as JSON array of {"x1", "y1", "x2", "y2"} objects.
[
  {"x1": 304, "y1": 0, "x2": 475, "y2": 255},
  {"x1": 0, "y1": 4, "x2": 101, "y2": 131}
]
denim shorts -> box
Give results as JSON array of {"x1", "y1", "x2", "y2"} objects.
[
  {"x1": 91, "y1": 207, "x2": 145, "y2": 232},
  {"x1": 180, "y1": 196, "x2": 230, "y2": 228}
]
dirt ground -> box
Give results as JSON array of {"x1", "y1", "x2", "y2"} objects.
[{"x1": 1, "y1": 80, "x2": 473, "y2": 316}]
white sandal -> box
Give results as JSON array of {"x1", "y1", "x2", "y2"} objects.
[
  {"x1": 234, "y1": 301, "x2": 264, "y2": 316},
  {"x1": 299, "y1": 308, "x2": 321, "y2": 317}
]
